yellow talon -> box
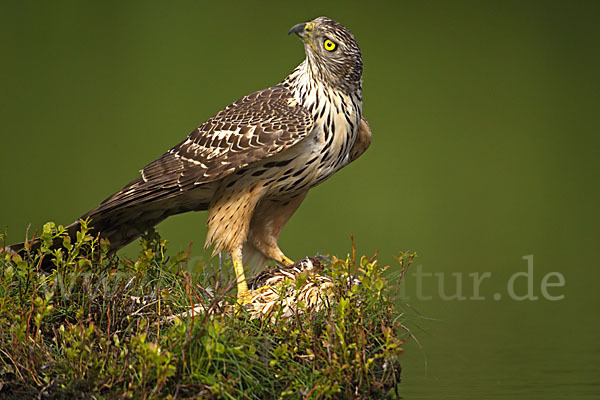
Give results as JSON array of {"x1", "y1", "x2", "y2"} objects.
[{"x1": 281, "y1": 255, "x2": 294, "y2": 266}]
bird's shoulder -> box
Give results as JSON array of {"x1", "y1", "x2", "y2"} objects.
[
  {"x1": 138, "y1": 85, "x2": 315, "y2": 189},
  {"x1": 187, "y1": 85, "x2": 313, "y2": 150}
]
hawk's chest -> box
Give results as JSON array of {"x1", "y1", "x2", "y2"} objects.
[
  {"x1": 302, "y1": 86, "x2": 362, "y2": 183},
  {"x1": 262, "y1": 84, "x2": 362, "y2": 198}
]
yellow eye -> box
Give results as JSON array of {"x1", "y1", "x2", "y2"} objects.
[{"x1": 323, "y1": 39, "x2": 337, "y2": 52}]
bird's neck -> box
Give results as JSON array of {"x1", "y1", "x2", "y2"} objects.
[{"x1": 281, "y1": 60, "x2": 362, "y2": 113}]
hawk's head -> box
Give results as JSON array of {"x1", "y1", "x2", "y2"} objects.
[{"x1": 289, "y1": 17, "x2": 362, "y2": 93}]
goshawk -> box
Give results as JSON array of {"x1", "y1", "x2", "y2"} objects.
[{"x1": 9, "y1": 17, "x2": 371, "y2": 302}]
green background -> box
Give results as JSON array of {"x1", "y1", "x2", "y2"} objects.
[{"x1": 1, "y1": 1, "x2": 598, "y2": 398}]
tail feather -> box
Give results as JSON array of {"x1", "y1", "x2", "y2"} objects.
[{"x1": 5, "y1": 182, "x2": 217, "y2": 269}]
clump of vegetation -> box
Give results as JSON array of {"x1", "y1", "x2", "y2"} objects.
[{"x1": 0, "y1": 221, "x2": 415, "y2": 399}]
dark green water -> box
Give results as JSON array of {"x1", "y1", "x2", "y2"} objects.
[{"x1": 1, "y1": 1, "x2": 598, "y2": 398}]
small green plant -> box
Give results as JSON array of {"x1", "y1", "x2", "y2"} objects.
[{"x1": 0, "y1": 222, "x2": 415, "y2": 399}]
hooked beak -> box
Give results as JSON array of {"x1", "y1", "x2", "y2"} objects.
[
  {"x1": 288, "y1": 21, "x2": 316, "y2": 50},
  {"x1": 288, "y1": 22, "x2": 308, "y2": 37}
]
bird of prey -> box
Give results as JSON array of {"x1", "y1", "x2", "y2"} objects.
[{"x1": 8, "y1": 17, "x2": 371, "y2": 302}]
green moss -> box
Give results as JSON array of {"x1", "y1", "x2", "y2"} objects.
[{"x1": 0, "y1": 222, "x2": 415, "y2": 399}]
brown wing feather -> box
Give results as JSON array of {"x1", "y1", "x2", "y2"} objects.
[
  {"x1": 92, "y1": 85, "x2": 313, "y2": 215},
  {"x1": 173, "y1": 85, "x2": 312, "y2": 185}
]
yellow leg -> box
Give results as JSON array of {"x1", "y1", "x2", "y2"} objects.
[
  {"x1": 232, "y1": 253, "x2": 250, "y2": 303},
  {"x1": 247, "y1": 192, "x2": 307, "y2": 268}
]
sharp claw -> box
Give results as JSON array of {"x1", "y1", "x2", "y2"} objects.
[
  {"x1": 281, "y1": 255, "x2": 294, "y2": 266},
  {"x1": 237, "y1": 291, "x2": 251, "y2": 304}
]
